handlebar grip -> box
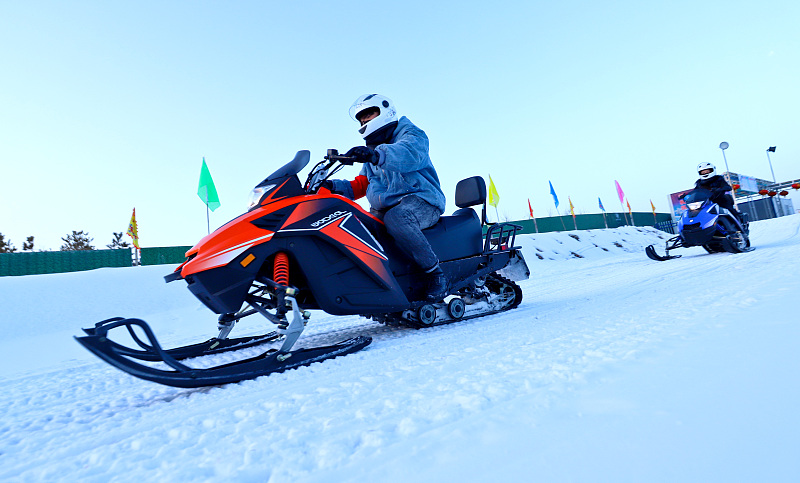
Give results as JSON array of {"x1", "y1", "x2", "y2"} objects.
[{"x1": 327, "y1": 155, "x2": 357, "y2": 165}]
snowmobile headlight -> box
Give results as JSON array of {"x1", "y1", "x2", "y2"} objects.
[
  {"x1": 248, "y1": 184, "x2": 276, "y2": 209},
  {"x1": 687, "y1": 201, "x2": 703, "y2": 211}
]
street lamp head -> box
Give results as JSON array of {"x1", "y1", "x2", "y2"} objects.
[{"x1": 719, "y1": 142, "x2": 729, "y2": 150}]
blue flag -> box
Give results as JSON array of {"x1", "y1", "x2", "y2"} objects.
[
  {"x1": 598, "y1": 197, "x2": 606, "y2": 212},
  {"x1": 549, "y1": 181, "x2": 559, "y2": 209}
]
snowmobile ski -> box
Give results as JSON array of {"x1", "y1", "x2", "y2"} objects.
[
  {"x1": 75, "y1": 317, "x2": 371, "y2": 388},
  {"x1": 81, "y1": 317, "x2": 281, "y2": 361},
  {"x1": 645, "y1": 244, "x2": 681, "y2": 261}
]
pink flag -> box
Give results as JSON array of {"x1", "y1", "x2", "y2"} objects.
[{"x1": 614, "y1": 180, "x2": 625, "y2": 204}]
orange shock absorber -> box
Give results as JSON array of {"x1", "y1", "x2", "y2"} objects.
[{"x1": 273, "y1": 252, "x2": 289, "y2": 286}]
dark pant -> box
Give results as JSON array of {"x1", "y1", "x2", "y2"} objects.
[{"x1": 371, "y1": 195, "x2": 441, "y2": 270}]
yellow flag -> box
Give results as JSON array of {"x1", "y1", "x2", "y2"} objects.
[
  {"x1": 126, "y1": 208, "x2": 140, "y2": 249},
  {"x1": 626, "y1": 199, "x2": 632, "y2": 215},
  {"x1": 569, "y1": 197, "x2": 575, "y2": 217},
  {"x1": 488, "y1": 175, "x2": 500, "y2": 208}
]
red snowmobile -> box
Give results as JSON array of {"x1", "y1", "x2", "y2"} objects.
[{"x1": 76, "y1": 150, "x2": 529, "y2": 387}]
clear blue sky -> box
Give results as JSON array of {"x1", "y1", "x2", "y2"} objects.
[{"x1": 1, "y1": 1, "x2": 798, "y2": 250}]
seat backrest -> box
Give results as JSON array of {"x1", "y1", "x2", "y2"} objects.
[{"x1": 455, "y1": 176, "x2": 486, "y2": 208}]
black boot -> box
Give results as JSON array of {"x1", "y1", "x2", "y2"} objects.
[
  {"x1": 732, "y1": 210, "x2": 747, "y2": 232},
  {"x1": 738, "y1": 211, "x2": 750, "y2": 234},
  {"x1": 423, "y1": 264, "x2": 447, "y2": 302}
]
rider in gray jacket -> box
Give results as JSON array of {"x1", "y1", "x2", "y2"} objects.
[{"x1": 326, "y1": 94, "x2": 447, "y2": 301}]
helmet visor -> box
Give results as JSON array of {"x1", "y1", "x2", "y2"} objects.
[
  {"x1": 699, "y1": 168, "x2": 714, "y2": 175},
  {"x1": 356, "y1": 107, "x2": 380, "y2": 125},
  {"x1": 349, "y1": 94, "x2": 378, "y2": 120}
]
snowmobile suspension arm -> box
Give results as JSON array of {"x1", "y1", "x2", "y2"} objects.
[{"x1": 278, "y1": 295, "x2": 304, "y2": 353}]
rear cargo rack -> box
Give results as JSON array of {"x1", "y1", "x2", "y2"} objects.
[{"x1": 483, "y1": 222, "x2": 522, "y2": 253}]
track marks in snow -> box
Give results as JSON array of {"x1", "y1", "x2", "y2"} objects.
[{"x1": 2, "y1": 216, "x2": 799, "y2": 481}]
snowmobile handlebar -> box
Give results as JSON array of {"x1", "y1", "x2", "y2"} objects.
[
  {"x1": 324, "y1": 149, "x2": 358, "y2": 165},
  {"x1": 304, "y1": 149, "x2": 360, "y2": 193}
]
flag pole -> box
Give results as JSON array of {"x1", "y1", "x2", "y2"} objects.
[
  {"x1": 198, "y1": 157, "x2": 220, "y2": 235},
  {"x1": 598, "y1": 198, "x2": 609, "y2": 229},
  {"x1": 620, "y1": 201, "x2": 628, "y2": 225}
]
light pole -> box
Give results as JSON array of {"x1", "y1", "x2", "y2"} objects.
[
  {"x1": 718, "y1": 142, "x2": 737, "y2": 207},
  {"x1": 766, "y1": 146, "x2": 782, "y2": 216},
  {"x1": 719, "y1": 141, "x2": 734, "y2": 187},
  {"x1": 766, "y1": 146, "x2": 777, "y2": 183},
  {"x1": 719, "y1": 142, "x2": 730, "y2": 173}
]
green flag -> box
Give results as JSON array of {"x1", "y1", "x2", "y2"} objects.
[{"x1": 198, "y1": 157, "x2": 220, "y2": 211}]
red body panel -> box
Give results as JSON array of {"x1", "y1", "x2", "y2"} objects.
[{"x1": 180, "y1": 193, "x2": 383, "y2": 278}]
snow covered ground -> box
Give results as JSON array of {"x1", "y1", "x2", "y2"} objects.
[{"x1": 1, "y1": 217, "x2": 799, "y2": 482}]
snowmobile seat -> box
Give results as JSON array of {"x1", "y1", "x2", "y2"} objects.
[{"x1": 423, "y1": 176, "x2": 486, "y2": 261}]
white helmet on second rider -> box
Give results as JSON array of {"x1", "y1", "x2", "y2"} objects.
[
  {"x1": 697, "y1": 162, "x2": 716, "y2": 180},
  {"x1": 349, "y1": 94, "x2": 397, "y2": 139}
]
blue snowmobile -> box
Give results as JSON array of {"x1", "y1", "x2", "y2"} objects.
[{"x1": 645, "y1": 187, "x2": 752, "y2": 261}]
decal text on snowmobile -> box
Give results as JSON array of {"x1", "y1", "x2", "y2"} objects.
[{"x1": 311, "y1": 211, "x2": 348, "y2": 227}]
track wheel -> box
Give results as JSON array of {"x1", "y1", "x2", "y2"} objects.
[
  {"x1": 447, "y1": 298, "x2": 465, "y2": 320},
  {"x1": 417, "y1": 304, "x2": 437, "y2": 325}
]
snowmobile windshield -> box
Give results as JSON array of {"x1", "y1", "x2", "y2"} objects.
[
  {"x1": 263, "y1": 150, "x2": 311, "y2": 183},
  {"x1": 682, "y1": 188, "x2": 712, "y2": 205},
  {"x1": 682, "y1": 188, "x2": 713, "y2": 214}
]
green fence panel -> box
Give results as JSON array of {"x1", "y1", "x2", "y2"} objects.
[
  {"x1": 3, "y1": 211, "x2": 676, "y2": 277},
  {"x1": 140, "y1": 246, "x2": 192, "y2": 266},
  {"x1": 0, "y1": 249, "x2": 132, "y2": 277},
  {"x1": 489, "y1": 212, "x2": 672, "y2": 235}
]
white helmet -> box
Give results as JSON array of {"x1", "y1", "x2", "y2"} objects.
[
  {"x1": 697, "y1": 162, "x2": 716, "y2": 180},
  {"x1": 349, "y1": 94, "x2": 397, "y2": 139}
]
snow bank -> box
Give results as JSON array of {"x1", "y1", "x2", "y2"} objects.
[{"x1": 517, "y1": 225, "x2": 673, "y2": 261}]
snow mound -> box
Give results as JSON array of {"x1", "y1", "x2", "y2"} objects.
[{"x1": 518, "y1": 225, "x2": 672, "y2": 261}]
